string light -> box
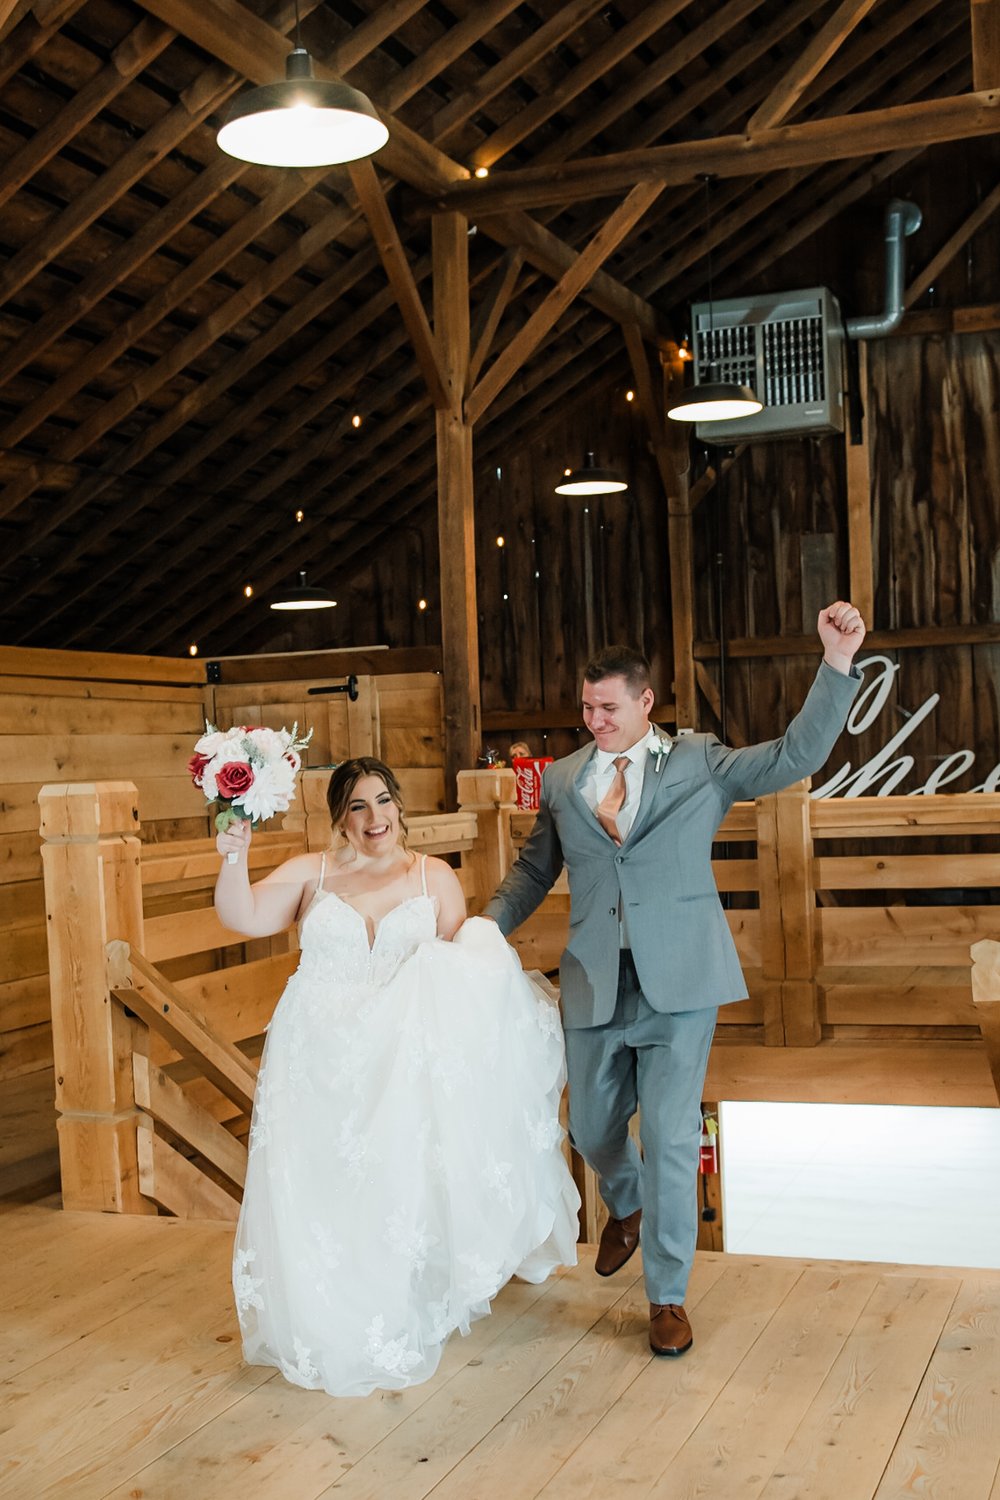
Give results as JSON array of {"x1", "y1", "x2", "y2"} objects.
[
  {"x1": 295, "y1": 508, "x2": 304, "y2": 522},
  {"x1": 188, "y1": 643, "x2": 199, "y2": 656},
  {"x1": 417, "y1": 598, "x2": 427, "y2": 611},
  {"x1": 474, "y1": 165, "x2": 489, "y2": 178},
  {"x1": 496, "y1": 535, "x2": 505, "y2": 548},
  {"x1": 625, "y1": 389, "x2": 635, "y2": 402},
  {"x1": 351, "y1": 413, "x2": 362, "y2": 428},
  {"x1": 243, "y1": 584, "x2": 253, "y2": 598}
]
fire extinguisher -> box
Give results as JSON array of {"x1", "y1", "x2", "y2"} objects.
[{"x1": 699, "y1": 1112, "x2": 719, "y2": 1175}]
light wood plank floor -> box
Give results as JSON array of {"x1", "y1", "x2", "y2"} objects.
[{"x1": 2, "y1": 1201, "x2": 999, "y2": 1500}]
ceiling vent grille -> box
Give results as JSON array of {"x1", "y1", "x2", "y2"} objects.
[{"x1": 691, "y1": 287, "x2": 845, "y2": 443}]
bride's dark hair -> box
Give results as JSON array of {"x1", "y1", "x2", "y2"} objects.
[{"x1": 326, "y1": 757, "x2": 409, "y2": 848}]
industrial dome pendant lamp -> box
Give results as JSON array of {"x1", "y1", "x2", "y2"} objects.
[
  {"x1": 269, "y1": 570, "x2": 338, "y2": 611},
  {"x1": 216, "y1": 0, "x2": 389, "y2": 168},
  {"x1": 554, "y1": 451, "x2": 628, "y2": 495},
  {"x1": 667, "y1": 175, "x2": 762, "y2": 424}
]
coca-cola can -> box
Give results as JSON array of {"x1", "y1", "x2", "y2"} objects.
[{"x1": 512, "y1": 756, "x2": 552, "y2": 811}]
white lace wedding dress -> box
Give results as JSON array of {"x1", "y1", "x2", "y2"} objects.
[{"x1": 233, "y1": 855, "x2": 580, "y2": 1397}]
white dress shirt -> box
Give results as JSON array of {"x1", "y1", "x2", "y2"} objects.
[{"x1": 580, "y1": 726, "x2": 660, "y2": 947}]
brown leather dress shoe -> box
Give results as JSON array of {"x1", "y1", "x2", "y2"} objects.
[
  {"x1": 594, "y1": 1207, "x2": 642, "y2": 1276},
  {"x1": 649, "y1": 1303, "x2": 692, "y2": 1357}
]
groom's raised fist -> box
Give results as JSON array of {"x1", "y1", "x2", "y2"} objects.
[{"x1": 818, "y1": 601, "x2": 866, "y2": 672}]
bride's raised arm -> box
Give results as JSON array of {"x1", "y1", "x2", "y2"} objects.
[
  {"x1": 215, "y1": 820, "x2": 317, "y2": 937},
  {"x1": 424, "y1": 856, "x2": 468, "y2": 941}
]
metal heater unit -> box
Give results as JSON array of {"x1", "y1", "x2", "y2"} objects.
[{"x1": 692, "y1": 287, "x2": 845, "y2": 444}]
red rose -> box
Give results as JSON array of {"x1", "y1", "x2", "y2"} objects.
[
  {"x1": 187, "y1": 752, "x2": 211, "y2": 786},
  {"x1": 215, "y1": 760, "x2": 254, "y2": 799}
]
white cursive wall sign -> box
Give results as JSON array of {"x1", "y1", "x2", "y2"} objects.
[{"x1": 812, "y1": 655, "x2": 1000, "y2": 798}]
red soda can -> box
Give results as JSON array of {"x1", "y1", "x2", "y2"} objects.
[{"x1": 512, "y1": 756, "x2": 552, "y2": 811}]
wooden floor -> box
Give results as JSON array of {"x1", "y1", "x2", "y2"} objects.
[{"x1": 2, "y1": 1201, "x2": 999, "y2": 1500}]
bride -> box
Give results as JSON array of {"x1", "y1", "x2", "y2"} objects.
[{"x1": 215, "y1": 756, "x2": 580, "y2": 1397}]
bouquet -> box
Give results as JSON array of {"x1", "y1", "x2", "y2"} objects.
[{"x1": 189, "y1": 722, "x2": 313, "y2": 862}]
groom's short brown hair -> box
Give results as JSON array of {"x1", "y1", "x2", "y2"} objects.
[{"x1": 583, "y1": 645, "x2": 651, "y2": 696}]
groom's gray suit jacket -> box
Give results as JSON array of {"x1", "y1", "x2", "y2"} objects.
[{"x1": 484, "y1": 662, "x2": 861, "y2": 1028}]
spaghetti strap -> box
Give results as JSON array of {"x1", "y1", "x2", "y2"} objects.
[
  {"x1": 420, "y1": 853, "x2": 428, "y2": 897},
  {"x1": 318, "y1": 850, "x2": 327, "y2": 890}
]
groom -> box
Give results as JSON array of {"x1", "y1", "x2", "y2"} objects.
[{"x1": 484, "y1": 602, "x2": 866, "y2": 1356}]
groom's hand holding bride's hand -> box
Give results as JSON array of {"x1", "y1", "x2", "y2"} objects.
[{"x1": 818, "y1": 600, "x2": 866, "y2": 673}]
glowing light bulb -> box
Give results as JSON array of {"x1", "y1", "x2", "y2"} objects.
[
  {"x1": 625, "y1": 389, "x2": 635, "y2": 402},
  {"x1": 243, "y1": 584, "x2": 253, "y2": 598},
  {"x1": 188, "y1": 643, "x2": 198, "y2": 657},
  {"x1": 474, "y1": 165, "x2": 489, "y2": 178},
  {"x1": 351, "y1": 413, "x2": 362, "y2": 429}
]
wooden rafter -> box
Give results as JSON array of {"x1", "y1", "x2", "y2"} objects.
[
  {"x1": 466, "y1": 180, "x2": 665, "y2": 425},
  {"x1": 905, "y1": 177, "x2": 1000, "y2": 306},
  {"x1": 468, "y1": 0, "x2": 694, "y2": 171},
  {"x1": 351, "y1": 159, "x2": 447, "y2": 409},
  {"x1": 746, "y1": 0, "x2": 882, "y2": 133},
  {"x1": 439, "y1": 92, "x2": 1000, "y2": 213},
  {"x1": 972, "y1": 0, "x2": 1000, "y2": 87}
]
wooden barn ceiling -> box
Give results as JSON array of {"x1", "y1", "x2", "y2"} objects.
[{"x1": 0, "y1": 0, "x2": 991, "y2": 657}]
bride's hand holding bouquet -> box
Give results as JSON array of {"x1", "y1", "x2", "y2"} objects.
[{"x1": 189, "y1": 722, "x2": 312, "y2": 863}]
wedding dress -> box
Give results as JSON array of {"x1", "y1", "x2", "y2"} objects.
[{"x1": 233, "y1": 854, "x2": 580, "y2": 1397}]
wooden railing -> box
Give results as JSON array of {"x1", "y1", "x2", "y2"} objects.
[
  {"x1": 39, "y1": 772, "x2": 514, "y2": 1215},
  {"x1": 40, "y1": 773, "x2": 1000, "y2": 1218}
]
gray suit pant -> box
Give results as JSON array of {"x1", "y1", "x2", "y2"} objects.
[{"x1": 564, "y1": 951, "x2": 718, "y2": 1305}]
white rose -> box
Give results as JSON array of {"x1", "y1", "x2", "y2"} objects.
[
  {"x1": 246, "y1": 727, "x2": 287, "y2": 763},
  {"x1": 194, "y1": 727, "x2": 229, "y2": 757}
]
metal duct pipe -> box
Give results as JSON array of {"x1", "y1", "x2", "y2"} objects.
[{"x1": 845, "y1": 198, "x2": 922, "y2": 339}]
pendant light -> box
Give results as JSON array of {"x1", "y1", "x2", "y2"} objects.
[
  {"x1": 269, "y1": 571, "x2": 338, "y2": 610},
  {"x1": 667, "y1": 176, "x2": 762, "y2": 424},
  {"x1": 554, "y1": 451, "x2": 628, "y2": 495},
  {"x1": 217, "y1": 0, "x2": 388, "y2": 168}
]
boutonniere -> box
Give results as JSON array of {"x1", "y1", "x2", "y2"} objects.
[{"x1": 648, "y1": 737, "x2": 671, "y2": 774}]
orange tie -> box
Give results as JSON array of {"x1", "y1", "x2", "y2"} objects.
[{"x1": 596, "y1": 755, "x2": 630, "y2": 844}]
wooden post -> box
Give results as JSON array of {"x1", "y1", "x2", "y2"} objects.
[
  {"x1": 662, "y1": 350, "x2": 698, "y2": 730},
  {"x1": 845, "y1": 340, "x2": 875, "y2": 629},
  {"x1": 457, "y1": 767, "x2": 515, "y2": 914},
  {"x1": 970, "y1": 939, "x2": 1000, "y2": 1103},
  {"x1": 39, "y1": 781, "x2": 156, "y2": 1213},
  {"x1": 756, "y1": 781, "x2": 820, "y2": 1047},
  {"x1": 433, "y1": 210, "x2": 480, "y2": 804}
]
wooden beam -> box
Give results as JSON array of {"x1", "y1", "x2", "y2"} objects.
[
  {"x1": 746, "y1": 0, "x2": 882, "y2": 133},
  {"x1": 468, "y1": 248, "x2": 525, "y2": 391},
  {"x1": 972, "y1": 0, "x2": 1000, "y2": 87},
  {"x1": 845, "y1": 341, "x2": 875, "y2": 629},
  {"x1": 484, "y1": 209, "x2": 667, "y2": 345},
  {"x1": 898, "y1": 300, "x2": 1000, "y2": 334},
  {"x1": 970, "y1": 939, "x2": 1000, "y2": 1102},
  {"x1": 439, "y1": 91, "x2": 1000, "y2": 212},
  {"x1": 433, "y1": 212, "x2": 480, "y2": 802},
  {"x1": 351, "y1": 159, "x2": 447, "y2": 409},
  {"x1": 905, "y1": 177, "x2": 1000, "y2": 306},
  {"x1": 466, "y1": 181, "x2": 665, "y2": 424},
  {"x1": 694, "y1": 624, "x2": 1000, "y2": 658},
  {"x1": 662, "y1": 351, "x2": 698, "y2": 731}
]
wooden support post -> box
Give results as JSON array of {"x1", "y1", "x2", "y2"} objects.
[
  {"x1": 756, "y1": 781, "x2": 820, "y2": 1047},
  {"x1": 970, "y1": 939, "x2": 1000, "y2": 1103},
  {"x1": 662, "y1": 351, "x2": 698, "y2": 730},
  {"x1": 845, "y1": 340, "x2": 875, "y2": 629},
  {"x1": 39, "y1": 781, "x2": 156, "y2": 1213},
  {"x1": 457, "y1": 767, "x2": 515, "y2": 913},
  {"x1": 972, "y1": 0, "x2": 1000, "y2": 88},
  {"x1": 434, "y1": 211, "x2": 480, "y2": 803}
]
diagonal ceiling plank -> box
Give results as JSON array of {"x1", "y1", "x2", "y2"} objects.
[
  {"x1": 0, "y1": 166, "x2": 330, "y2": 456},
  {"x1": 440, "y1": 91, "x2": 1000, "y2": 213},
  {"x1": 329, "y1": 0, "x2": 430, "y2": 75},
  {"x1": 468, "y1": 0, "x2": 694, "y2": 171},
  {"x1": 0, "y1": 58, "x2": 240, "y2": 308},
  {"x1": 427, "y1": 0, "x2": 608, "y2": 146},
  {"x1": 0, "y1": 16, "x2": 174, "y2": 212},
  {"x1": 466, "y1": 180, "x2": 665, "y2": 425},
  {"x1": 971, "y1": 0, "x2": 1000, "y2": 87},
  {"x1": 746, "y1": 0, "x2": 882, "y2": 133},
  {"x1": 905, "y1": 176, "x2": 1000, "y2": 306},
  {"x1": 350, "y1": 159, "x2": 447, "y2": 408},
  {"x1": 380, "y1": 0, "x2": 523, "y2": 113}
]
